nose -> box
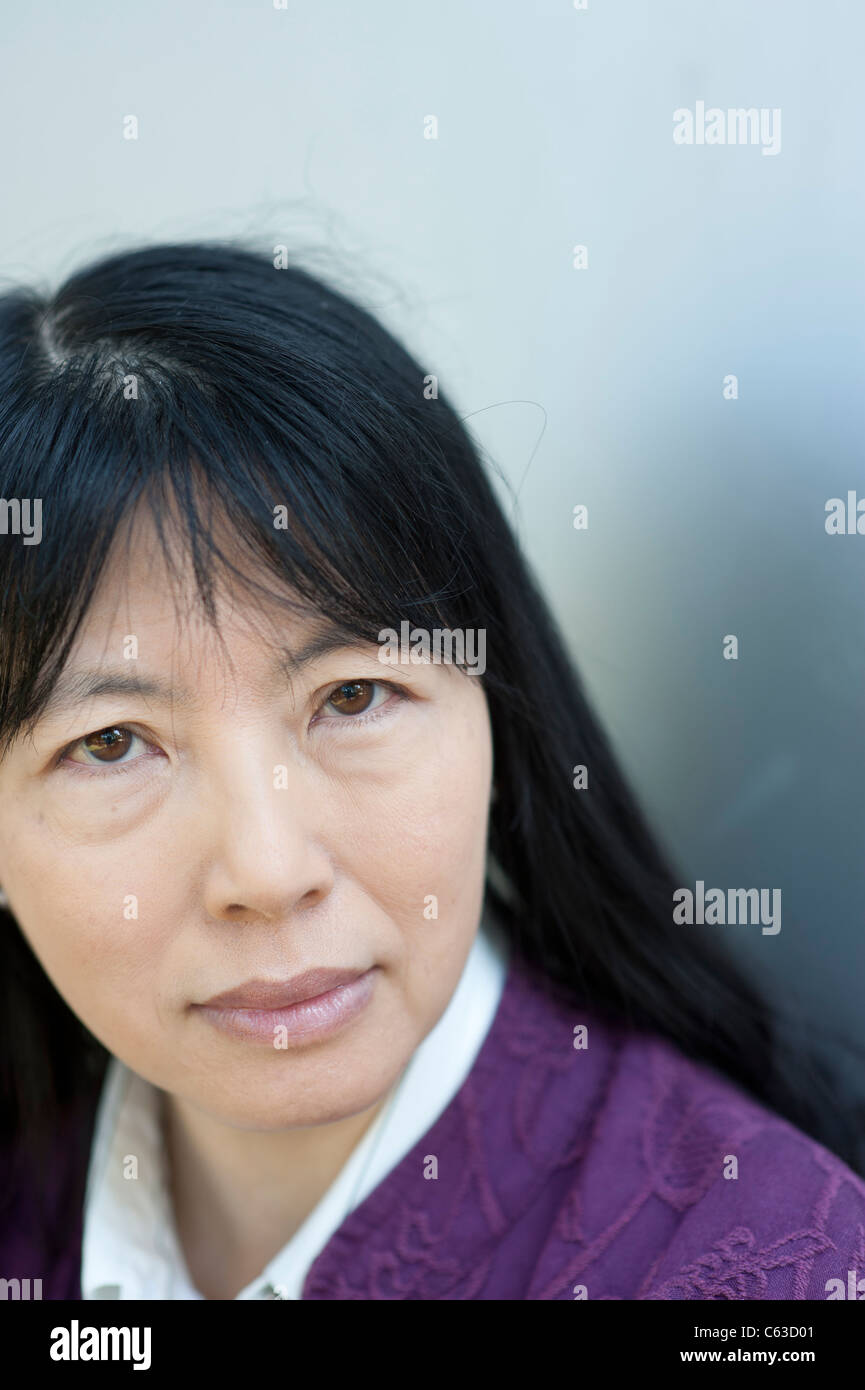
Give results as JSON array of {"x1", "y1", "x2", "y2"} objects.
[{"x1": 199, "y1": 739, "x2": 336, "y2": 924}]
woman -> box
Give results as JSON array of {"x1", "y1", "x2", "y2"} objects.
[{"x1": 0, "y1": 242, "x2": 862, "y2": 1301}]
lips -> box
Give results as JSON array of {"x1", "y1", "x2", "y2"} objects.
[
  {"x1": 194, "y1": 966, "x2": 378, "y2": 1046},
  {"x1": 198, "y1": 967, "x2": 369, "y2": 1011}
]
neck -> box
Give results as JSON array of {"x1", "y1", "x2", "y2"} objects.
[{"x1": 161, "y1": 1087, "x2": 393, "y2": 1299}]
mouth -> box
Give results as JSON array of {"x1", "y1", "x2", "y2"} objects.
[{"x1": 192, "y1": 966, "x2": 378, "y2": 1045}]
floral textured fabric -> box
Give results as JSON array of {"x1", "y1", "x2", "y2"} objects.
[{"x1": 3, "y1": 952, "x2": 865, "y2": 1299}]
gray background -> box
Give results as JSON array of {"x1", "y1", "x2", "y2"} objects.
[{"x1": 1, "y1": 1, "x2": 862, "y2": 1061}]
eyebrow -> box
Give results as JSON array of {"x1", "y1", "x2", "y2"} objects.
[{"x1": 37, "y1": 627, "x2": 377, "y2": 721}]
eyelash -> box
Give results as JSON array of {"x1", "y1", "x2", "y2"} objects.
[{"x1": 54, "y1": 680, "x2": 407, "y2": 779}]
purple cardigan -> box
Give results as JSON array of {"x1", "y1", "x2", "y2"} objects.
[{"x1": 4, "y1": 953, "x2": 865, "y2": 1300}]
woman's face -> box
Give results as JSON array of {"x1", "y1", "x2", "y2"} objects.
[{"x1": 0, "y1": 506, "x2": 493, "y2": 1130}]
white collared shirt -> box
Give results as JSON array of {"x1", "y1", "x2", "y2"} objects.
[{"x1": 81, "y1": 912, "x2": 509, "y2": 1299}]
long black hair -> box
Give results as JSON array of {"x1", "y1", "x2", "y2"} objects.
[{"x1": 0, "y1": 241, "x2": 862, "y2": 1238}]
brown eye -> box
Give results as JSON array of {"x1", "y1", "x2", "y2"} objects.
[
  {"x1": 326, "y1": 681, "x2": 376, "y2": 716},
  {"x1": 80, "y1": 727, "x2": 134, "y2": 762}
]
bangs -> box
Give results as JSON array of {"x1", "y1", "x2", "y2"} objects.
[{"x1": 0, "y1": 244, "x2": 488, "y2": 757}]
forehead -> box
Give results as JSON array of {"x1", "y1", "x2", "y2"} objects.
[
  {"x1": 41, "y1": 503, "x2": 376, "y2": 715},
  {"x1": 74, "y1": 489, "x2": 329, "y2": 645}
]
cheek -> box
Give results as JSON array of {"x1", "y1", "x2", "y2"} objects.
[
  {"x1": 357, "y1": 770, "x2": 489, "y2": 908},
  {"x1": 1, "y1": 816, "x2": 168, "y2": 1040},
  {"x1": 343, "y1": 693, "x2": 492, "y2": 966}
]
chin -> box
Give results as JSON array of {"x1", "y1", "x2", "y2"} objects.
[{"x1": 189, "y1": 1053, "x2": 406, "y2": 1132}]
